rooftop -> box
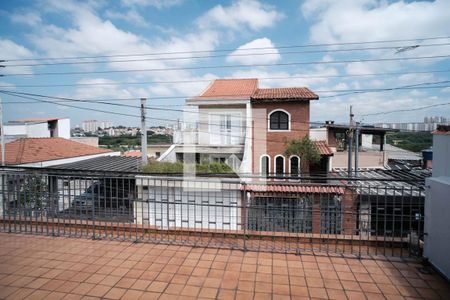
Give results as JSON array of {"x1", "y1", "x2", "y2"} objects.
[
  {"x1": 433, "y1": 125, "x2": 450, "y2": 135},
  {"x1": 251, "y1": 87, "x2": 319, "y2": 101},
  {"x1": 190, "y1": 78, "x2": 319, "y2": 102},
  {"x1": 7, "y1": 117, "x2": 65, "y2": 124},
  {"x1": 195, "y1": 78, "x2": 258, "y2": 99},
  {"x1": 49, "y1": 156, "x2": 141, "y2": 173},
  {"x1": 0, "y1": 233, "x2": 448, "y2": 299},
  {"x1": 314, "y1": 140, "x2": 333, "y2": 156},
  {"x1": 0, "y1": 138, "x2": 112, "y2": 165}
]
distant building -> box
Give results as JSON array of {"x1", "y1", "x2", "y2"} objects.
[
  {"x1": 4, "y1": 117, "x2": 70, "y2": 142},
  {"x1": 376, "y1": 116, "x2": 449, "y2": 132},
  {"x1": 310, "y1": 124, "x2": 398, "y2": 169},
  {"x1": 82, "y1": 120, "x2": 113, "y2": 132}
]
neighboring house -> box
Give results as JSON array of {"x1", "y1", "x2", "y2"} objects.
[
  {"x1": 4, "y1": 118, "x2": 71, "y2": 142},
  {"x1": 310, "y1": 123, "x2": 398, "y2": 169},
  {"x1": 160, "y1": 78, "x2": 333, "y2": 176},
  {"x1": 0, "y1": 137, "x2": 119, "y2": 167},
  {"x1": 147, "y1": 144, "x2": 172, "y2": 159}
]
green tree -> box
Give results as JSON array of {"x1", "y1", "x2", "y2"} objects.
[
  {"x1": 18, "y1": 175, "x2": 48, "y2": 216},
  {"x1": 284, "y1": 136, "x2": 321, "y2": 173}
]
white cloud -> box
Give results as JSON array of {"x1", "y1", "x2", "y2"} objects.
[
  {"x1": 226, "y1": 38, "x2": 280, "y2": 65},
  {"x1": 0, "y1": 39, "x2": 35, "y2": 74},
  {"x1": 197, "y1": 0, "x2": 283, "y2": 31},
  {"x1": 72, "y1": 78, "x2": 133, "y2": 99},
  {"x1": 302, "y1": 0, "x2": 450, "y2": 44},
  {"x1": 27, "y1": 1, "x2": 219, "y2": 74},
  {"x1": 121, "y1": 0, "x2": 184, "y2": 9},
  {"x1": 105, "y1": 9, "x2": 151, "y2": 27},
  {"x1": 231, "y1": 65, "x2": 338, "y2": 88},
  {"x1": 10, "y1": 11, "x2": 42, "y2": 26}
]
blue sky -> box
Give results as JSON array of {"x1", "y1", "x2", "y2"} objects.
[{"x1": 1, "y1": 0, "x2": 450, "y2": 127}]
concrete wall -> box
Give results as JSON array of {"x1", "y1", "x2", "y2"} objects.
[
  {"x1": 331, "y1": 151, "x2": 386, "y2": 169},
  {"x1": 26, "y1": 123, "x2": 50, "y2": 138},
  {"x1": 71, "y1": 137, "x2": 99, "y2": 147},
  {"x1": 56, "y1": 118, "x2": 71, "y2": 139},
  {"x1": 4, "y1": 124, "x2": 27, "y2": 136},
  {"x1": 135, "y1": 176, "x2": 242, "y2": 230},
  {"x1": 147, "y1": 145, "x2": 171, "y2": 159},
  {"x1": 424, "y1": 177, "x2": 450, "y2": 280},
  {"x1": 309, "y1": 128, "x2": 327, "y2": 141},
  {"x1": 432, "y1": 135, "x2": 450, "y2": 177}
]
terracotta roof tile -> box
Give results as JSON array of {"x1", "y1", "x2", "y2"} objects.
[
  {"x1": 0, "y1": 138, "x2": 112, "y2": 165},
  {"x1": 195, "y1": 79, "x2": 258, "y2": 99},
  {"x1": 251, "y1": 87, "x2": 318, "y2": 101},
  {"x1": 123, "y1": 151, "x2": 142, "y2": 157},
  {"x1": 433, "y1": 125, "x2": 450, "y2": 135},
  {"x1": 313, "y1": 140, "x2": 333, "y2": 156},
  {"x1": 15, "y1": 117, "x2": 62, "y2": 122},
  {"x1": 243, "y1": 184, "x2": 344, "y2": 194}
]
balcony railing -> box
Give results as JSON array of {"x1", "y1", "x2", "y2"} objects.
[{"x1": 0, "y1": 167, "x2": 425, "y2": 258}]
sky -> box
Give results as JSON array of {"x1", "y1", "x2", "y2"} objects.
[{"x1": 1, "y1": 0, "x2": 450, "y2": 127}]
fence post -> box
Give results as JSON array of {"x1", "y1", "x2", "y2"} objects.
[{"x1": 243, "y1": 181, "x2": 247, "y2": 252}]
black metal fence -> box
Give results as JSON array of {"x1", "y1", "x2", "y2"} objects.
[{"x1": 0, "y1": 167, "x2": 426, "y2": 258}]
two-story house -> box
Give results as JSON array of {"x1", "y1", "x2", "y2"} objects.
[{"x1": 160, "y1": 78, "x2": 333, "y2": 176}]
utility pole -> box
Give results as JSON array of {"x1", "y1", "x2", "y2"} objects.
[
  {"x1": 0, "y1": 97, "x2": 4, "y2": 166},
  {"x1": 347, "y1": 106, "x2": 354, "y2": 177},
  {"x1": 354, "y1": 122, "x2": 360, "y2": 178},
  {"x1": 140, "y1": 98, "x2": 148, "y2": 165}
]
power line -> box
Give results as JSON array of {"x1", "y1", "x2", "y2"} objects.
[
  {"x1": 3, "y1": 35, "x2": 450, "y2": 62},
  {"x1": 321, "y1": 80, "x2": 450, "y2": 98},
  {"x1": 2, "y1": 80, "x2": 449, "y2": 105},
  {"x1": 2, "y1": 69, "x2": 450, "y2": 89},
  {"x1": 0, "y1": 90, "x2": 315, "y2": 133},
  {"x1": 2, "y1": 86, "x2": 449, "y2": 134},
  {"x1": 361, "y1": 101, "x2": 450, "y2": 118},
  {"x1": 0, "y1": 91, "x2": 312, "y2": 144},
  {"x1": 3, "y1": 54, "x2": 450, "y2": 77},
  {"x1": 2, "y1": 90, "x2": 434, "y2": 150},
  {"x1": 4, "y1": 42, "x2": 450, "y2": 67}
]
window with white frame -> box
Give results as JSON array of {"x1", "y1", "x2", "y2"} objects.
[
  {"x1": 290, "y1": 156, "x2": 300, "y2": 178},
  {"x1": 275, "y1": 155, "x2": 285, "y2": 178},
  {"x1": 260, "y1": 155, "x2": 270, "y2": 176},
  {"x1": 269, "y1": 110, "x2": 290, "y2": 131}
]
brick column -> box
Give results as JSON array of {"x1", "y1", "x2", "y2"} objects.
[{"x1": 341, "y1": 188, "x2": 357, "y2": 235}]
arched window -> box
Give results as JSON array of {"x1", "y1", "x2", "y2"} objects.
[
  {"x1": 260, "y1": 155, "x2": 270, "y2": 177},
  {"x1": 269, "y1": 110, "x2": 290, "y2": 130},
  {"x1": 275, "y1": 155, "x2": 285, "y2": 178},
  {"x1": 290, "y1": 156, "x2": 300, "y2": 178}
]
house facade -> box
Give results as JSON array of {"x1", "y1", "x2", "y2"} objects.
[
  {"x1": 4, "y1": 117, "x2": 71, "y2": 142},
  {"x1": 161, "y1": 78, "x2": 332, "y2": 176}
]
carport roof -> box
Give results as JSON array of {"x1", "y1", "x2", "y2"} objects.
[{"x1": 49, "y1": 156, "x2": 141, "y2": 172}]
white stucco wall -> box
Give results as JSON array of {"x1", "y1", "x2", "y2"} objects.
[
  {"x1": 432, "y1": 134, "x2": 450, "y2": 177},
  {"x1": 26, "y1": 122, "x2": 50, "y2": 138},
  {"x1": 135, "y1": 176, "x2": 242, "y2": 230},
  {"x1": 309, "y1": 128, "x2": 327, "y2": 141},
  {"x1": 424, "y1": 176, "x2": 450, "y2": 280},
  {"x1": 4, "y1": 124, "x2": 27, "y2": 136},
  {"x1": 56, "y1": 118, "x2": 71, "y2": 139}
]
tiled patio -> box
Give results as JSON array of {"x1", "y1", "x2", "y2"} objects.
[{"x1": 0, "y1": 233, "x2": 448, "y2": 300}]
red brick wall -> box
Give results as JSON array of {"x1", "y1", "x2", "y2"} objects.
[{"x1": 252, "y1": 101, "x2": 310, "y2": 174}]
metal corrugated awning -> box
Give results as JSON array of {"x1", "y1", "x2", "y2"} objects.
[{"x1": 49, "y1": 156, "x2": 141, "y2": 172}]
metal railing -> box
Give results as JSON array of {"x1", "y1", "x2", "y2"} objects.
[{"x1": 0, "y1": 167, "x2": 425, "y2": 258}]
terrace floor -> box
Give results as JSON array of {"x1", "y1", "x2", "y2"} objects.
[{"x1": 0, "y1": 233, "x2": 449, "y2": 300}]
